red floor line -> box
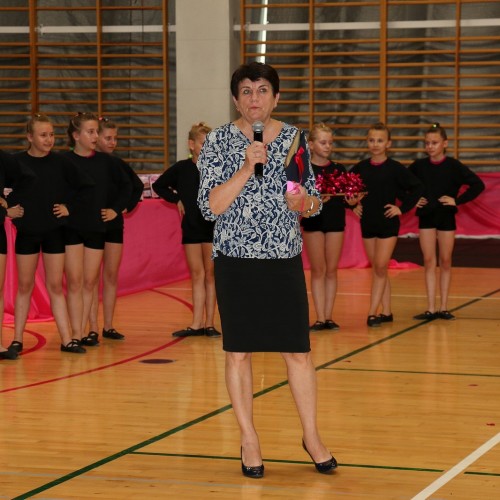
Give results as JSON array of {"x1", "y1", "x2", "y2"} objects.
[
  {"x1": 0, "y1": 338, "x2": 183, "y2": 394},
  {"x1": 1, "y1": 287, "x2": 194, "y2": 393}
]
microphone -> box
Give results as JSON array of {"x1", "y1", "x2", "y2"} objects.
[{"x1": 252, "y1": 121, "x2": 264, "y2": 178}]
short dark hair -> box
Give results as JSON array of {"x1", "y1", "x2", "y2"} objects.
[{"x1": 230, "y1": 62, "x2": 280, "y2": 98}]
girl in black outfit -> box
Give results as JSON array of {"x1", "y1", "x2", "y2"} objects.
[
  {"x1": 87, "y1": 118, "x2": 143, "y2": 341},
  {"x1": 349, "y1": 122, "x2": 423, "y2": 327},
  {"x1": 409, "y1": 123, "x2": 485, "y2": 321},
  {"x1": 11, "y1": 114, "x2": 94, "y2": 355},
  {"x1": 301, "y1": 123, "x2": 346, "y2": 331},
  {"x1": 152, "y1": 122, "x2": 220, "y2": 338},
  {"x1": 63, "y1": 112, "x2": 132, "y2": 347},
  {"x1": 0, "y1": 150, "x2": 33, "y2": 359}
]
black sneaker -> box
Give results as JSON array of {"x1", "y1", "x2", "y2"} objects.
[
  {"x1": 367, "y1": 315, "x2": 382, "y2": 327},
  {"x1": 438, "y1": 310, "x2": 456, "y2": 320},
  {"x1": 324, "y1": 320, "x2": 340, "y2": 330},
  {"x1": 310, "y1": 321, "x2": 326, "y2": 331},
  {"x1": 81, "y1": 331, "x2": 100, "y2": 346},
  {"x1": 172, "y1": 327, "x2": 205, "y2": 338},
  {"x1": 61, "y1": 340, "x2": 86, "y2": 354},
  {"x1": 205, "y1": 327, "x2": 222, "y2": 338},
  {"x1": 378, "y1": 313, "x2": 393, "y2": 323},
  {"x1": 102, "y1": 328, "x2": 125, "y2": 340},
  {"x1": 9, "y1": 341, "x2": 23, "y2": 353},
  {"x1": 0, "y1": 349, "x2": 19, "y2": 360},
  {"x1": 413, "y1": 311, "x2": 438, "y2": 320}
]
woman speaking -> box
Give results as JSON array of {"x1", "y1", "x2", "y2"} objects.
[{"x1": 197, "y1": 62, "x2": 337, "y2": 478}]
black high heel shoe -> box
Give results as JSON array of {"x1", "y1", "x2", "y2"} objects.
[
  {"x1": 241, "y1": 447, "x2": 264, "y2": 479},
  {"x1": 302, "y1": 440, "x2": 337, "y2": 474}
]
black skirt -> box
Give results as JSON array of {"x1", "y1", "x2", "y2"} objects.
[{"x1": 214, "y1": 253, "x2": 310, "y2": 353}]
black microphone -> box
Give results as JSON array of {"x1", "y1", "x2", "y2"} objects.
[{"x1": 252, "y1": 121, "x2": 264, "y2": 178}]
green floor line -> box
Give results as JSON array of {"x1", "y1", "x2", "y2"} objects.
[
  {"x1": 328, "y1": 367, "x2": 500, "y2": 378},
  {"x1": 464, "y1": 471, "x2": 500, "y2": 477},
  {"x1": 131, "y1": 451, "x2": 445, "y2": 473},
  {"x1": 13, "y1": 287, "x2": 500, "y2": 499}
]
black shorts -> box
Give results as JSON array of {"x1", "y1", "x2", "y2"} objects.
[
  {"x1": 0, "y1": 226, "x2": 6, "y2": 255},
  {"x1": 419, "y1": 212, "x2": 456, "y2": 231},
  {"x1": 105, "y1": 224, "x2": 124, "y2": 244},
  {"x1": 361, "y1": 225, "x2": 399, "y2": 239},
  {"x1": 64, "y1": 227, "x2": 106, "y2": 250},
  {"x1": 15, "y1": 227, "x2": 66, "y2": 255}
]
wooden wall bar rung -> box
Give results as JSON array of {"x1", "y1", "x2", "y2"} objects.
[{"x1": 0, "y1": 1, "x2": 169, "y2": 171}]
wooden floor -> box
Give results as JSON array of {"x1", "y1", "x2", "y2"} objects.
[{"x1": 1, "y1": 266, "x2": 499, "y2": 499}]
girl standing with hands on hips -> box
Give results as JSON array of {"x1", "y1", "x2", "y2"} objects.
[
  {"x1": 63, "y1": 112, "x2": 132, "y2": 348},
  {"x1": 198, "y1": 62, "x2": 336, "y2": 479},
  {"x1": 152, "y1": 122, "x2": 220, "y2": 338},
  {"x1": 86, "y1": 117, "x2": 143, "y2": 341},
  {"x1": 409, "y1": 123, "x2": 484, "y2": 320},
  {"x1": 11, "y1": 114, "x2": 93, "y2": 355},
  {"x1": 301, "y1": 123, "x2": 346, "y2": 331},
  {"x1": 349, "y1": 122, "x2": 423, "y2": 328}
]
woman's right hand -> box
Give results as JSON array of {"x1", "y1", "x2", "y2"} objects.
[
  {"x1": 345, "y1": 193, "x2": 365, "y2": 206},
  {"x1": 353, "y1": 203, "x2": 363, "y2": 218},
  {"x1": 416, "y1": 196, "x2": 428, "y2": 208},
  {"x1": 243, "y1": 141, "x2": 267, "y2": 176}
]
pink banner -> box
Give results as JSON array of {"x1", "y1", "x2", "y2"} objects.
[{"x1": 2, "y1": 173, "x2": 497, "y2": 323}]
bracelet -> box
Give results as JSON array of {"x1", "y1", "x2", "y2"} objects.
[
  {"x1": 300, "y1": 197, "x2": 305, "y2": 212},
  {"x1": 301, "y1": 198, "x2": 314, "y2": 216}
]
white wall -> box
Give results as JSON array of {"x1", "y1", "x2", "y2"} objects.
[{"x1": 175, "y1": 0, "x2": 240, "y2": 160}]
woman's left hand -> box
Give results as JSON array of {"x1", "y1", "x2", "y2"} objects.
[
  {"x1": 438, "y1": 195, "x2": 456, "y2": 206},
  {"x1": 101, "y1": 208, "x2": 118, "y2": 222},
  {"x1": 53, "y1": 203, "x2": 69, "y2": 218},
  {"x1": 7, "y1": 204, "x2": 24, "y2": 219},
  {"x1": 384, "y1": 204, "x2": 402, "y2": 218},
  {"x1": 285, "y1": 184, "x2": 307, "y2": 212}
]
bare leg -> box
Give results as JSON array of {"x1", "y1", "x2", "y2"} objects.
[
  {"x1": 42, "y1": 252, "x2": 73, "y2": 345},
  {"x1": 101, "y1": 242, "x2": 123, "y2": 331},
  {"x1": 81, "y1": 247, "x2": 104, "y2": 335},
  {"x1": 201, "y1": 242, "x2": 217, "y2": 327},
  {"x1": 281, "y1": 352, "x2": 331, "y2": 462},
  {"x1": 303, "y1": 232, "x2": 327, "y2": 322},
  {"x1": 225, "y1": 352, "x2": 262, "y2": 467},
  {"x1": 419, "y1": 229, "x2": 438, "y2": 312},
  {"x1": 184, "y1": 243, "x2": 206, "y2": 329},
  {"x1": 65, "y1": 243, "x2": 84, "y2": 340},
  {"x1": 437, "y1": 230, "x2": 455, "y2": 311},
  {"x1": 324, "y1": 232, "x2": 344, "y2": 320},
  {"x1": 363, "y1": 237, "x2": 398, "y2": 316},
  {"x1": 88, "y1": 281, "x2": 100, "y2": 333},
  {"x1": 13, "y1": 253, "x2": 39, "y2": 343}
]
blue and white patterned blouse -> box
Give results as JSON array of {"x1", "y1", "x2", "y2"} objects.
[{"x1": 197, "y1": 122, "x2": 320, "y2": 259}]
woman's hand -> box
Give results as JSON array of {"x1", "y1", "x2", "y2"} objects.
[
  {"x1": 243, "y1": 141, "x2": 267, "y2": 176},
  {"x1": 320, "y1": 194, "x2": 331, "y2": 204},
  {"x1": 416, "y1": 196, "x2": 428, "y2": 208},
  {"x1": 384, "y1": 204, "x2": 402, "y2": 218},
  {"x1": 285, "y1": 184, "x2": 307, "y2": 212},
  {"x1": 7, "y1": 204, "x2": 24, "y2": 219},
  {"x1": 53, "y1": 203, "x2": 69, "y2": 218},
  {"x1": 177, "y1": 200, "x2": 185, "y2": 217},
  {"x1": 101, "y1": 208, "x2": 118, "y2": 222},
  {"x1": 353, "y1": 203, "x2": 363, "y2": 218},
  {"x1": 438, "y1": 195, "x2": 456, "y2": 206},
  {"x1": 0, "y1": 197, "x2": 8, "y2": 209},
  {"x1": 345, "y1": 193, "x2": 365, "y2": 206}
]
